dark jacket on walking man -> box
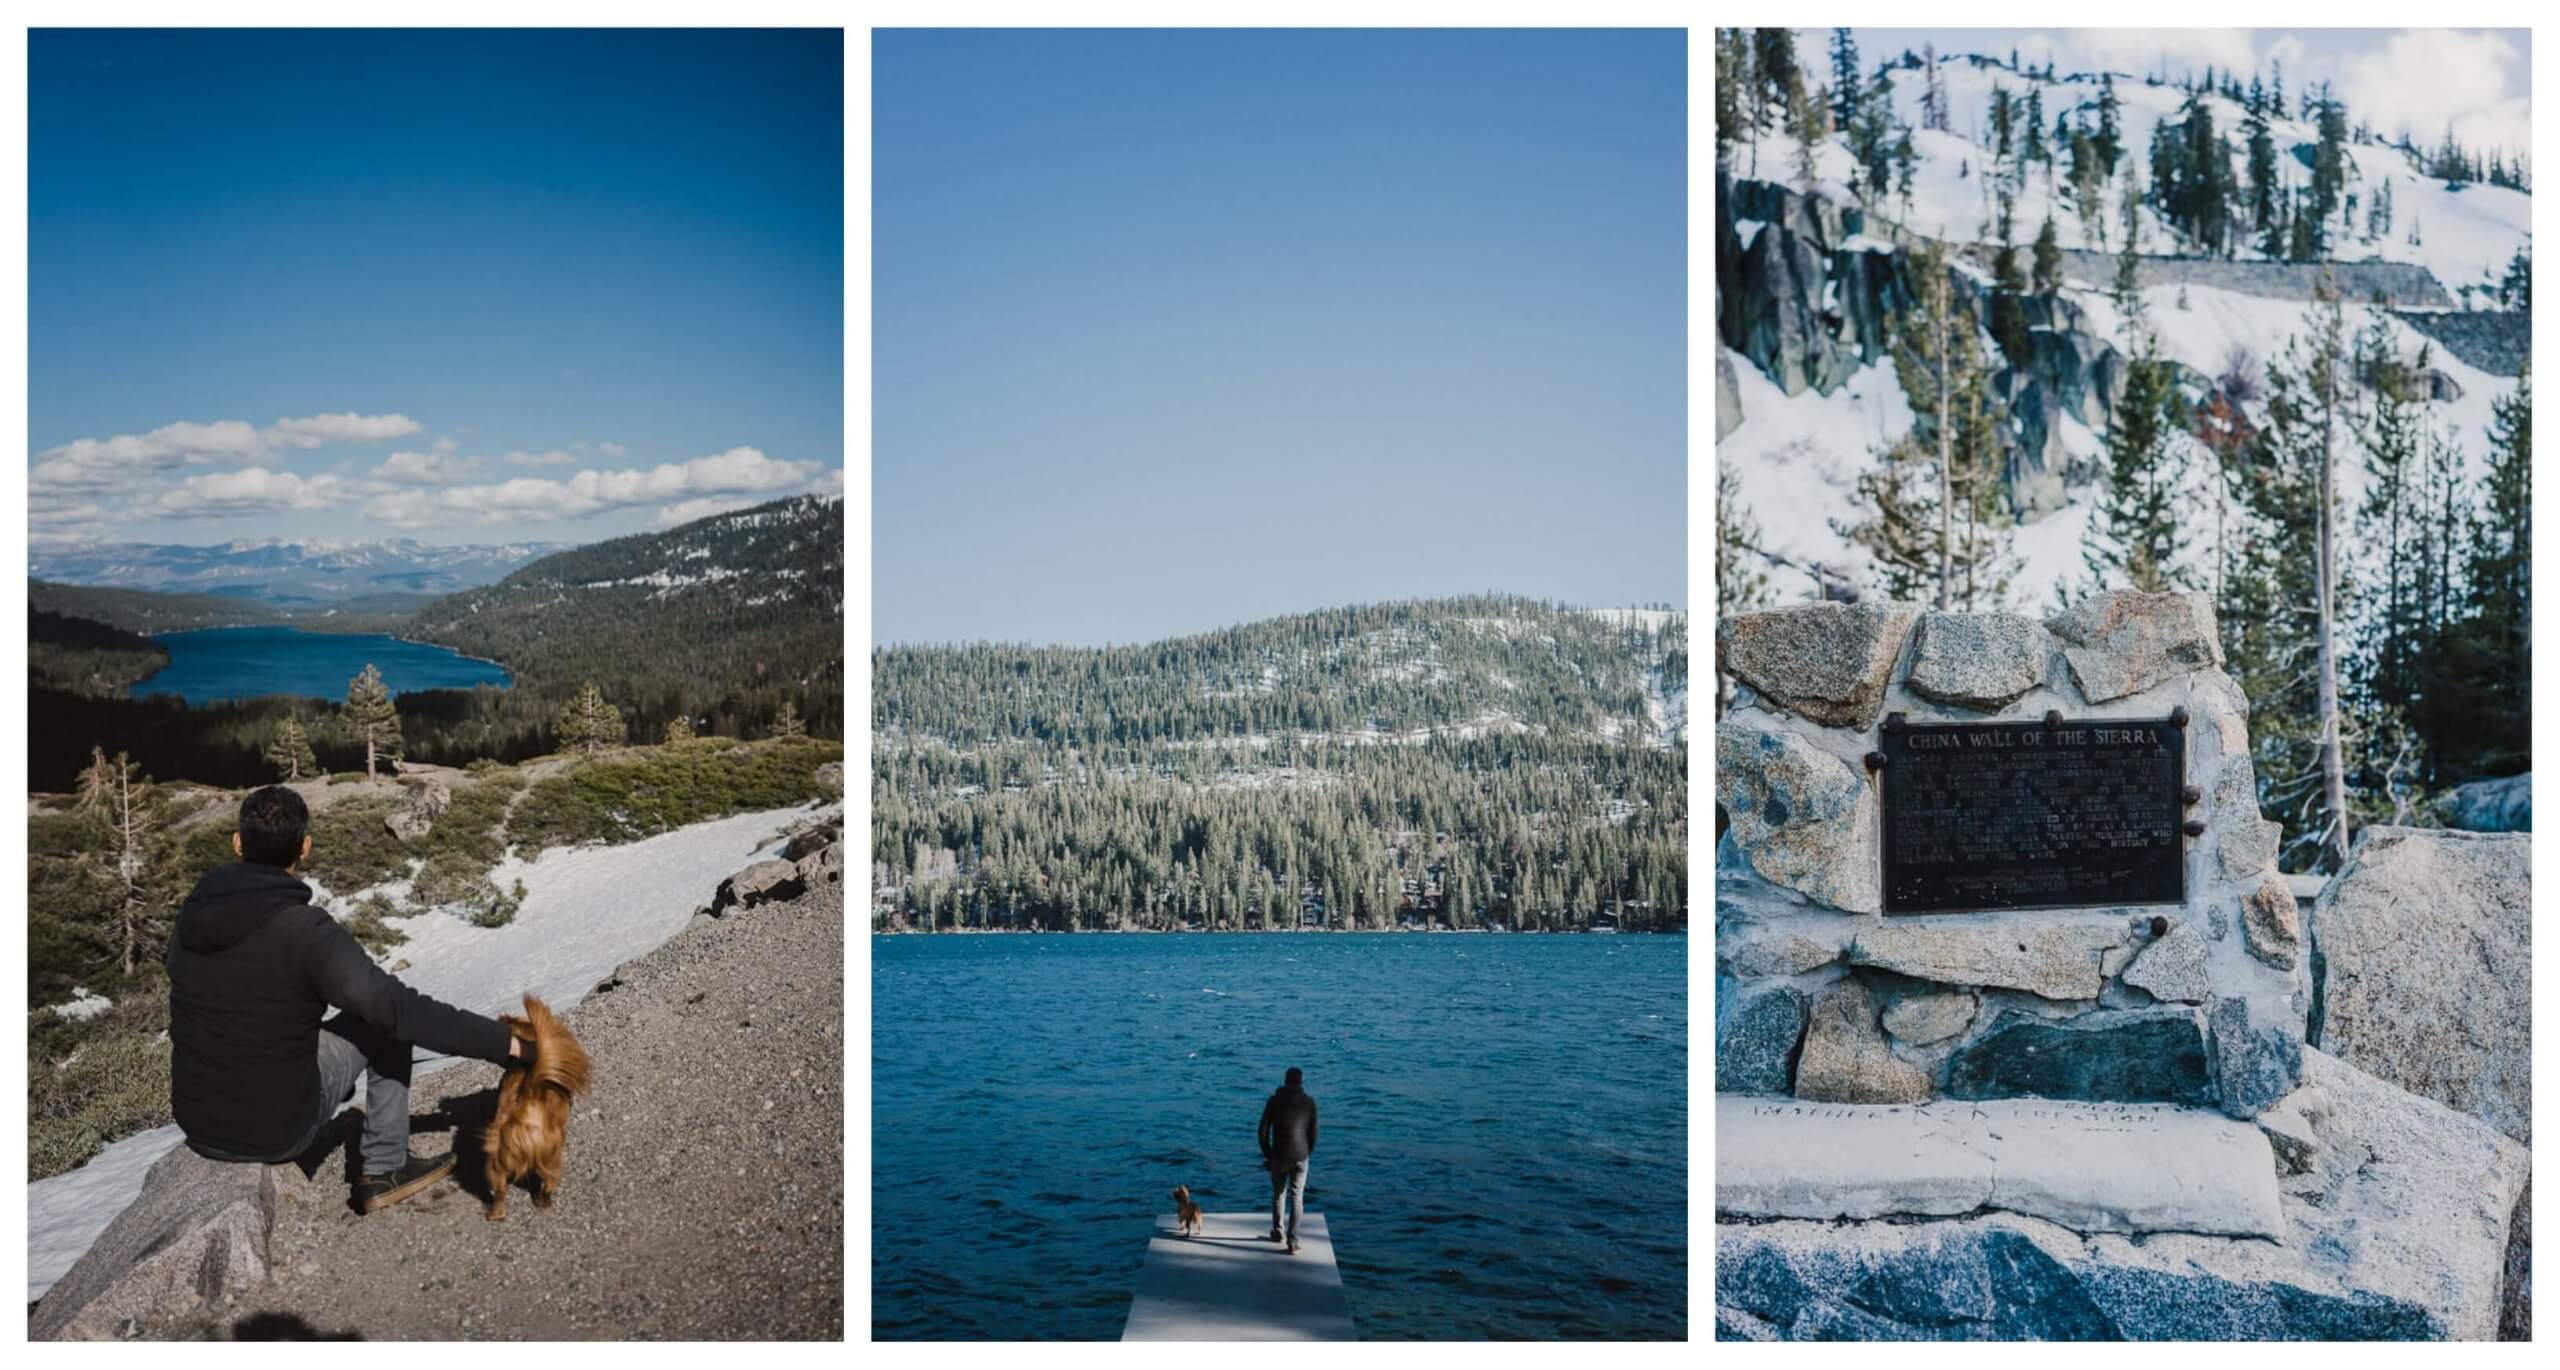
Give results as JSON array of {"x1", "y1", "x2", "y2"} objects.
[
  {"x1": 167, "y1": 785, "x2": 523, "y2": 1213},
  {"x1": 1259, "y1": 1067, "x2": 1319, "y2": 1252}
]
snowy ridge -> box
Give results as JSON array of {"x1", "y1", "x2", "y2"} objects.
[{"x1": 1721, "y1": 49, "x2": 2529, "y2": 610}]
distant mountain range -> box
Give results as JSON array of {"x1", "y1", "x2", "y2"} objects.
[{"x1": 28, "y1": 537, "x2": 574, "y2": 607}]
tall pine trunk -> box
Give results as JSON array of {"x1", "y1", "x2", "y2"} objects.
[
  {"x1": 2314, "y1": 295, "x2": 2351, "y2": 870},
  {"x1": 1935, "y1": 269, "x2": 1953, "y2": 609}
]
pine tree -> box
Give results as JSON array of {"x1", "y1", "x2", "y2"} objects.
[
  {"x1": 2081, "y1": 342, "x2": 2189, "y2": 593},
  {"x1": 264, "y1": 713, "x2": 318, "y2": 782},
  {"x1": 2032, "y1": 214, "x2": 2062, "y2": 293},
  {"x1": 1714, "y1": 30, "x2": 1748, "y2": 173},
  {"x1": 1836, "y1": 434, "x2": 1943, "y2": 604},
  {"x1": 2305, "y1": 284, "x2": 2353, "y2": 867},
  {"x1": 2095, "y1": 75, "x2": 2123, "y2": 174},
  {"x1": 2498, "y1": 248, "x2": 2531, "y2": 312},
  {"x1": 554, "y1": 681, "x2": 627, "y2": 755},
  {"x1": 768, "y1": 698, "x2": 808, "y2": 739},
  {"x1": 2427, "y1": 363, "x2": 2531, "y2": 775},
  {"x1": 2245, "y1": 99, "x2": 2279, "y2": 244},
  {"x1": 93, "y1": 751, "x2": 151, "y2": 978},
  {"x1": 1827, "y1": 27, "x2": 1861, "y2": 132},
  {"x1": 1715, "y1": 465, "x2": 1771, "y2": 619},
  {"x1": 2113, "y1": 168, "x2": 2147, "y2": 334},
  {"x1": 75, "y1": 743, "x2": 113, "y2": 816},
  {"x1": 343, "y1": 663, "x2": 403, "y2": 780},
  {"x1": 664, "y1": 712, "x2": 696, "y2": 743},
  {"x1": 2308, "y1": 86, "x2": 2348, "y2": 254}
]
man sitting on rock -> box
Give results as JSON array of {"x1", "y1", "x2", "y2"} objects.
[{"x1": 167, "y1": 785, "x2": 528, "y2": 1212}]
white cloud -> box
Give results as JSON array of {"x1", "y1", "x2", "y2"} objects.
[
  {"x1": 375, "y1": 450, "x2": 488, "y2": 484},
  {"x1": 263, "y1": 412, "x2": 422, "y2": 448},
  {"x1": 656, "y1": 496, "x2": 760, "y2": 526},
  {"x1": 365, "y1": 446, "x2": 822, "y2": 529},
  {"x1": 504, "y1": 449, "x2": 582, "y2": 467},
  {"x1": 2338, "y1": 29, "x2": 2530, "y2": 159},
  {"x1": 32, "y1": 410, "x2": 419, "y2": 495},
  {"x1": 431, "y1": 436, "x2": 459, "y2": 455},
  {"x1": 151, "y1": 467, "x2": 351, "y2": 519},
  {"x1": 598, "y1": 441, "x2": 628, "y2": 458}
]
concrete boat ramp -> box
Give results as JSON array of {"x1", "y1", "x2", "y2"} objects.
[{"x1": 1122, "y1": 1212, "x2": 1357, "y2": 1340}]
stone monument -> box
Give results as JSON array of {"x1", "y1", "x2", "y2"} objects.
[{"x1": 1715, "y1": 591, "x2": 2531, "y2": 1340}]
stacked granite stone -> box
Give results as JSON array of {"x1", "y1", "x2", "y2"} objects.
[
  {"x1": 1715, "y1": 591, "x2": 2303, "y2": 1119},
  {"x1": 1713, "y1": 591, "x2": 2534, "y2": 1341}
]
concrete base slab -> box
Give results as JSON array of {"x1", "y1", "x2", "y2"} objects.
[
  {"x1": 1123, "y1": 1211, "x2": 1355, "y2": 1341},
  {"x1": 1717, "y1": 1094, "x2": 2284, "y2": 1238}
]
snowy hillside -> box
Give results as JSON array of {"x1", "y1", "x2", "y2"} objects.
[
  {"x1": 1718, "y1": 49, "x2": 2529, "y2": 612},
  {"x1": 1736, "y1": 51, "x2": 2532, "y2": 304}
]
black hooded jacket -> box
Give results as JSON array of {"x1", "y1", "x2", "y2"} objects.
[
  {"x1": 1259, "y1": 1084, "x2": 1319, "y2": 1165},
  {"x1": 167, "y1": 861, "x2": 514, "y2": 1161}
]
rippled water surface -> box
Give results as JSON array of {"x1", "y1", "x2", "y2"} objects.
[{"x1": 872, "y1": 933, "x2": 1687, "y2": 1340}]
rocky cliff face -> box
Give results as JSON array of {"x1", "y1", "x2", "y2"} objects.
[{"x1": 1718, "y1": 176, "x2": 2128, "y2": 520}]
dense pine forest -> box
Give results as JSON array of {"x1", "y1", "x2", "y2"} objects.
[
  {"x1": 873, "y1": 596, "x2": 1688, "y2": 932},
  {"x1": 24, "y1": 496, "x2": 844, "y2": 790}
]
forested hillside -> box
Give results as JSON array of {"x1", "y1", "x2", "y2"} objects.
[
  {"x1": 1716, "y1": 29, "x2": 2531, "y2": 872},
  {"x1": 873, "y1": 596, "x2": 1687, "y2": 931},
  {"x1": 405, "y1": 495, "x2": 843, "y2": 752},
  {"x1": 27, "y1": 610, "x2": 169, "y2": 699}
]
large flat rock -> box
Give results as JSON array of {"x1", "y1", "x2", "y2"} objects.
[
  {"x1": 32, "y1": 1144, "x2": 276, "y2": 1340},
  {"x1": 1717, "y1": 1095, "x2": 2283, "y2": 1238},
  {"x1": 1717, "y1": 1050, "x2": 2530, "y2": 1340}
]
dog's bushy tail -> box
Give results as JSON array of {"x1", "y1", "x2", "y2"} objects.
[{"x1": 518, "y1": 994, "x2": 592, "y2": 1096}]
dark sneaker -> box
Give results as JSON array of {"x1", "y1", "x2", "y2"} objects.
[
  {"x1": 1268, "y1": 1229, "x2": 1283, "y2": 1241},
  {"x1": 353, "y1": 1153, "x2": 456, "y2": 1213},
  {"x1": 1286, "y1": 1239, "x2": 1301, "y2": 1255}
]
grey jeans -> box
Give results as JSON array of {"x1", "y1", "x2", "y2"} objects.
[
  {"x1": 313, "y1": 1015, "x2": 413, "y2": 1175},
  {"x1": 1268, "y1": 1158, "x2": 1309, "y2": 1241}
]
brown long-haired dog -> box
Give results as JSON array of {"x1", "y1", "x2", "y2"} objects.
[
  {"x1": 1172, "y1": 1184, "x2": 1203, "y2": 1238},
  {"x1": 482, "y1": 995, "x2": 591, "y2": 1222}
]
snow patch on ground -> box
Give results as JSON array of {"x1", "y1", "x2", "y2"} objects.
[
  {"x1": 48, "y1": 988, "x2": 112, "y2": 1023},
  {"x1": 24, "y1": 802, "x2": 823, "y2": 1303}
]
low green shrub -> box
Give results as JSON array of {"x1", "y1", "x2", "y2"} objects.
[
  {"x1": 302, "y1": 796, "x2": 409, "y2": 893},
  {"x1": 27, "y1": 983, "x2": 173, "y2": 1181},
  {"x1": 508, "y1": 736, "x2": 842, "y2": 851},
  {"x1": 345, "y1": 893, "x2": 409, "y2": 955}
]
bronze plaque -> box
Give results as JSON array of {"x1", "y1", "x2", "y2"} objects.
[{"x1": 1880, "y1": 715, "x2": 2186, "y2": 914}]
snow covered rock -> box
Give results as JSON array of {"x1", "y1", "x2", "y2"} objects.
[
  {"x1": 383, "y1": 779, "x2": 451, "y2": 842},
  {"x1": 32, "y1": 1145, "x2": 275, "y2": 1339}
]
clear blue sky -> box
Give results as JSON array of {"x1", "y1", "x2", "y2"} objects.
[
  {"x1": 874, "y1": 29, "x2": 1685, "y2": 647},
  {"x1": 29, "y1": 28, "x2": 843, "y2": 551}
]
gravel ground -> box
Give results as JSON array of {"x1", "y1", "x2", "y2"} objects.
[{"x1": 227, "y1": 871, "x2": 843, "y2": 1340}]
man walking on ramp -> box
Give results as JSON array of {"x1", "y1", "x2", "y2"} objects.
[{"x1": 1258, "y1": 1066, "x2": 1319, "y2": 1254}]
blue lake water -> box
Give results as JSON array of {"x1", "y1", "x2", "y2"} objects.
[
  {"x1": 130, "y1": 626, "x2": 512, "y2": 705},
  {"x1": 871, "y1": 933, "x2": 1687, "y2": 1340}
]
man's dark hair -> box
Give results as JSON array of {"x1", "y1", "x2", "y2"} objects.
[
  {"x1": 1285, "y1": 1067, "x2": 1303, "y2": 1086},
  {"x1": 237, "y1": 786, "x2": 310, "y2": 868}
]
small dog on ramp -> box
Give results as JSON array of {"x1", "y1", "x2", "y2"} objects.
[
  {"x1": 1172, "y1": 1184, "x2": 1203, "y2": 1237},
  {"x1": 482, "y1": 994, "x2": 592, "y2": 1221}
]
